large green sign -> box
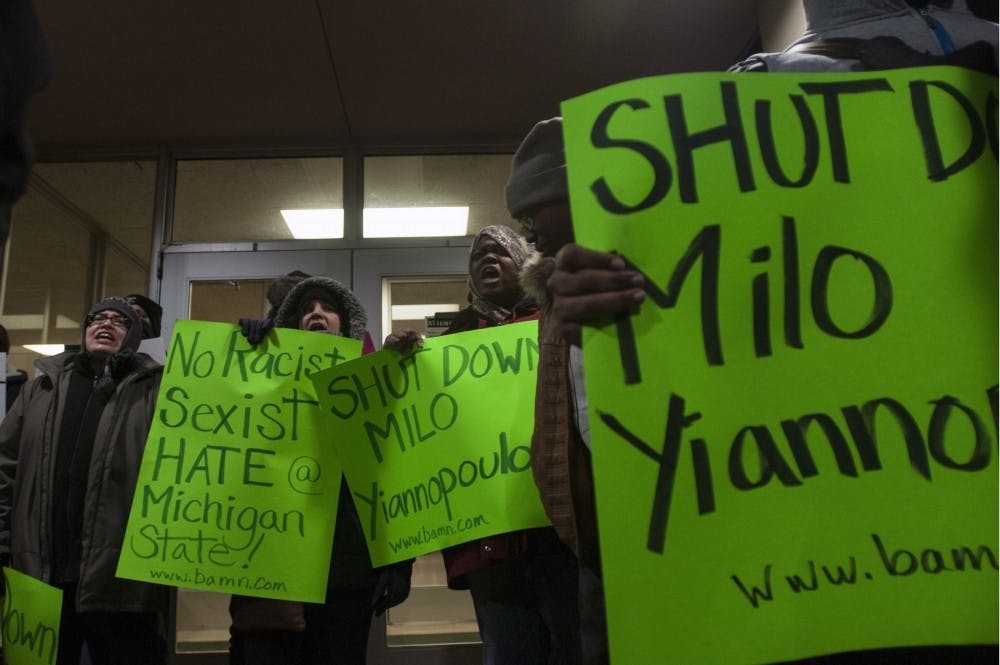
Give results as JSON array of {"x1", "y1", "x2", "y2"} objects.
[
  {"x1": 311, "y1": 321, "x2": 549, "y2": 565},
  {"x1": 117, "y1": 321, "x2": 360, "y2": 602},
  {"x1": 2, "y1": 568, "x2": 62, "y2": 665},
  {"x1": 561, "y1": 67, "x2": 998, "y2": 663}
]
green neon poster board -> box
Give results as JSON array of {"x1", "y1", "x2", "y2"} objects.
[
  {"x1": 1, "y1": 568, "x2": 62, "y2": 665},
  {"x1": 311, "y1": 321, "x2": 549, "y2": 565},
  {"x1": 117, "y1": 321, "x2": 360, "y2": 602},
  {"x1": 561, "y1": 67, "x2": 998, "y2": 664}
]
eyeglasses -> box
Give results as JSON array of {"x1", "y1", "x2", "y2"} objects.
[{"x1": 87, "y1": 313, "x2": 131, "y2": 329}]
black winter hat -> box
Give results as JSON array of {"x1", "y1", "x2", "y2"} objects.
[
  {"x1": 266, "y1": 271, "x2": 311, "y2": 319},
  {"x1": 126, "y1": 294, "x2": 162, "y2": 338},
  {"x1": 505, "y1": 117, "x2": 568, "y2": 218}
]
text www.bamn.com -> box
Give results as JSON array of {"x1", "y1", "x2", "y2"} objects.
[
  {"x1": 387, "y1": 514, "x2": 489, "y2": 555},
  {"x1": 147, "y1": 568, "x2": 287, "y2": 592}
]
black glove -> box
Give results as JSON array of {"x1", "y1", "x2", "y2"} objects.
[
  {"x1": 371, "y1": 559, "x2": 414, "y2": 616},
  {"x1": 238, "y1": 317, "x2": 274, "y2": 346}
]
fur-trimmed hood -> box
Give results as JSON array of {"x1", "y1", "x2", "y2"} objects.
[
  {"x1": 519, "y1": 250, "x2": 556, "y2": 311},
  {"x1": 273, "y1": 276, "x2": 367, "y2": 341}
]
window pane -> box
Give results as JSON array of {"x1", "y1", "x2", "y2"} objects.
[
  {"x1": 2, "y1": 160, "x2": 156, "y2": 368},
  {"x1": 387, "y1": 278, "x2": 468, "y2": 334},
  {"x1": 3, "y1": 188, "x2": 92, "y2": 368},
  {"x1": 33, "y1": 161, "x2": 156, "y2": 263},
  {"x1": 364, "y1": 155, "x2": 515, "y2": 239},
  {"x1": 189, "y1": 280, "x2": 271, "y2": 323},
  {"x1": 174, "y1": 158, "x2": 344, "y2": 242},
  {"x1": 104, "y1": 244, "x2": 150, "y2": 300}
]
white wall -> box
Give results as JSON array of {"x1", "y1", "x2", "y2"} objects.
[{"x1": 758, "y1": 0, "x2": 806, "y2": 52}]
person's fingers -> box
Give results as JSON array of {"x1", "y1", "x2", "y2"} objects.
[
  {"x1": 554, "y1": 243, "x2": 626, "y2": 272},
  {"x1": 383, "y1": 329, "x2": 424, "y2": 354},
  {"x1": 552, "y1": 290, "x2": 645, "y2": 327},
  {"x1": 548, "y1": 267, "x2": 644, "y2": 299}
]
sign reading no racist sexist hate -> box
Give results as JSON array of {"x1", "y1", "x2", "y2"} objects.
[{"x1": 117, "y1": 321, "x2": 360, "y2": 602}]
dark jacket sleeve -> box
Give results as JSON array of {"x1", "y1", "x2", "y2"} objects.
[{"x1": 0, "y1": 379, "x2": 31, "y2": 553}]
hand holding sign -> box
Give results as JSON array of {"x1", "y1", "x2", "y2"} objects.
[{"x1": 547, "y1": 243, "x2": 646, "y2": 346}]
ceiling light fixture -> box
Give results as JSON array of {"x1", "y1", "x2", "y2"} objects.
[
  {"x1": 280, "y1": 209, "x2": 345, "y2": 239},
  {"x1": 363, "y1": 206, "x2": 469, "y2": 238},
  {"x1": 23, "y1": 344, "x2": 66, "y2": 356}
]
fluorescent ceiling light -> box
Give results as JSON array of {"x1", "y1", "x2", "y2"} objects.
[
  {"x1": 391, "y1": 304, "x2": 461, "y2": 320},
  {"x1": 364, "y1": 207, "x2": 468, "y2": 238},
  {"x1": 280, "y1": 209, "x2": 344, "y2": 239},
  {"x1": 24, "y1": 344, "x2": 66, "y2": 356}
]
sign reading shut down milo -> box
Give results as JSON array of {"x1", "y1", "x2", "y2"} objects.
[
  {"x1": 117, "y1": 321, "x2": 360, "y2": 602},
  {"x1": 561, "y1": 67, "x2": 998, "y2": 663},
  {"x1": 311, "y1": 321, "x2": 550, "y2": 566}
]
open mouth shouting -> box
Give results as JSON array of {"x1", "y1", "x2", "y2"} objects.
[
  {"x1": 478, "y1": 263, "x2": 502, "y2": 285},
  {"x1": 298, "y1": 299, "x2": 343, "y2": 334},
  {"x1": 84, "y1": 313, "x2": 127, "y2": 358}
]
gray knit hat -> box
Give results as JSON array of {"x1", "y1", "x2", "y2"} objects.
[
  {"x1": 273, "y1": 276, "x2": 367, "y2": 341},
  {"x1": 505, "y1": 117, "x2": 568, "y2": 218},
  {"x1": 82, "y1": 297, "x2": 142, "y2": 354}
]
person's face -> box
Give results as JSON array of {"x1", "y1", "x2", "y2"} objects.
[
  {"x1": 518, "y1": 202, "x2": 574, "y2": 257},
  {"x1": 470, "y1": 236, "x2": 521, "y2": 309},
  {"x1": 84, "y1": 309, "x2": 130, "y2": 360},
  {"x1": 299, "y1": 299, "x2": 342, "y2": 333}
]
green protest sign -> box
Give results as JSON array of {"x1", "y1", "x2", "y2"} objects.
[
  {"x1": 1, "y1": 568, "x2": 61, "y2": 665},
  {"x1": 311, "y1": 321, "x2": 549, "y2": 565},
  {"x1": 561, "y1": 67, "x2": 998, "y2": 663},
  {"x1": 117, "y1": 321, "x2": 360, "y2": 602}
]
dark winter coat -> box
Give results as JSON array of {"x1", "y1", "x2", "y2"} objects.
[{"x1": 0, "y1": 351, "x2": 166, "y2": 612}]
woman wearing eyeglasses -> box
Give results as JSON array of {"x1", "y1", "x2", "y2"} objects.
[{"x1": 0, "y1": 297, "x2": 168, "y2": 665}]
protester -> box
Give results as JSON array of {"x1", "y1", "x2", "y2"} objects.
[
  {"x1": 516, "y1": 4, "x2": 997, "y2": 664},
  {"x1": 384, "y1": 225, "x2": 582, "y2": 665},
  {"x1": 504, "y1": 117, "x2": 608, "y2": 665},
  {"x1": 228, "y1": 275, "x2": 412, "y2": 665},
  {"x1": 0, "y1": 297, "x2": 167, "y2": 665},
  {"x1": 125, "y1": 294, "x2": 163, "y2": 340}
]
